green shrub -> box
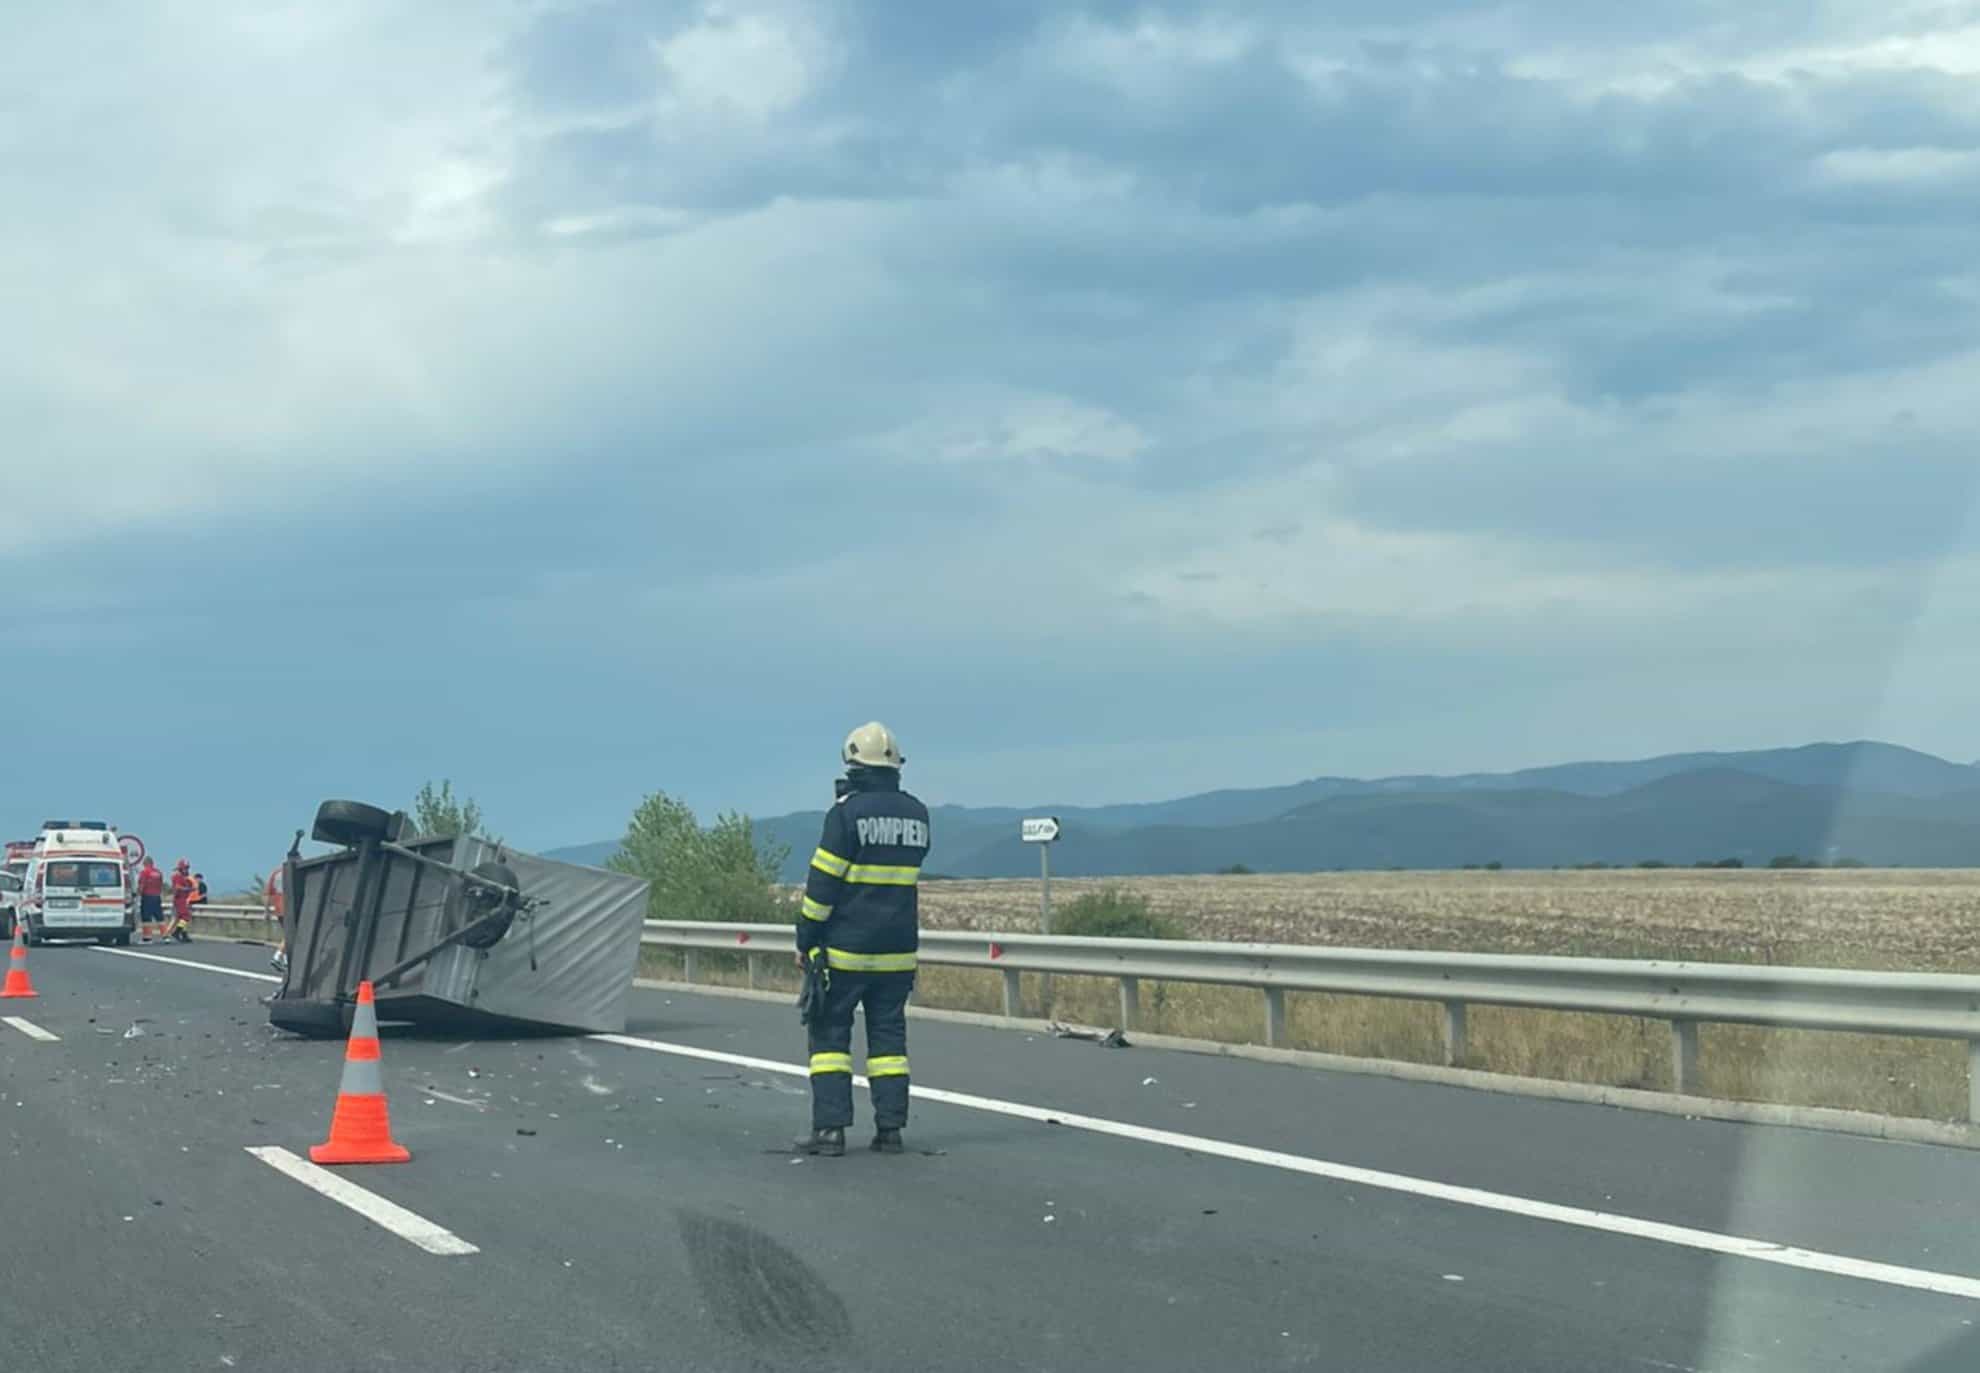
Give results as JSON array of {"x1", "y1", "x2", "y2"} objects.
[
  {"x1": 1217, "y1": 863, "x2": 1254, "y2": 875},
  {"x1": 1052, "y1": 887, "x2": 1181, "y2": 940},
  {"x1": 609, "y1": 791, "x2": 793, "y2": 923}
]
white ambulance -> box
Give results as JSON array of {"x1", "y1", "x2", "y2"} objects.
[{"x1": 19, "y1": 820, "x2": 136, "y2": 945}]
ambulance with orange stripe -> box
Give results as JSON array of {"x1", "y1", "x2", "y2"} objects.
[{"x1": 17, "y1": 821, "x2": 137, "y2": 946}]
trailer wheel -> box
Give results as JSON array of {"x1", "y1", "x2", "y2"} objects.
[
  {"x1": 312, "y1": 800, "x2": 395, "y2": 847},
  {"x1": 460, "y1": 861, "x2": 522, "y2": 950}
]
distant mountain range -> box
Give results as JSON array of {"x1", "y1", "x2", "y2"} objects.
[{"x1": 541, "y1": 741, "x2": 1980, "y2": 880}]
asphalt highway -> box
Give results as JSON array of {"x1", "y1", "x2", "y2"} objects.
[{"x1": 4, "y1": 938, "x2": 1979, "y2": 1371}]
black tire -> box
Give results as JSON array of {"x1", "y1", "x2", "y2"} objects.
[
  {"x1": 267, "y1": 998, "x2": 353, "y2": 1040},
  {"x1": 312, "y1": 800, "x2": 395, "y2": 847},
  {"x1": 115, "y1": 930, "x2": 132, "y2": 947}
]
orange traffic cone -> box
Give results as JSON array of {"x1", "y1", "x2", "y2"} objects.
[
  {"x1": 1, "y1": 919, "x2": 36, "y2": 999},
  {"x1": 310, "y1": 981, "x2": 409, "y2": 1164}
]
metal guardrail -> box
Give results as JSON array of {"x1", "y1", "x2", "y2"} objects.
[
  {"x1": 191, "y1": 904, "x2": 278, "y2": 940},
  {"x1": 640, "y1": 919, "x2": 1980, "y2": 1123}
]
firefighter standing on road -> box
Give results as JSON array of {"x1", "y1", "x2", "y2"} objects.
[{"x1": 796, "y1": 722, "x2": 930, "y2": 1157}]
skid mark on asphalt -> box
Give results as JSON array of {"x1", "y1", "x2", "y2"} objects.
[
  {"x1": 677, "y1": 1209, "x2": 852, "y2": 1349},
  {"x1": 590, "y1": 1032, "x2": 1980, "y2": 1305},
  {"x1": 92, "y1": 946, "x2": 281, "y2": 982},
  {"x1": 2, "y1": 1014, "x2": 59, "y2": 1042},
  {"x1": 246, "y1": 1146, "x2": 479, "y2": 1256}
]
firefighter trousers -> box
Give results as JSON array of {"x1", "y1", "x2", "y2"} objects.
[{"x1": 807, "y1": 970, "x2": 912, "y2": 1131}]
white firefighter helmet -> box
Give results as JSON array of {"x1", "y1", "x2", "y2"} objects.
[{"x1": 843, "y1": 721, "x2": 904, "y2": 769}]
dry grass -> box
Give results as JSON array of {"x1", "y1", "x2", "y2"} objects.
[{"x1": 920, "y1": 868, "x2": 1980, "y2": 969}]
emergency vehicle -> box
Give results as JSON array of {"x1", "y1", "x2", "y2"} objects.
[
  {"x1": 3, "y1": 840, "x2": 35, "y2": 940},
  {"x1": 17, "y1": 821, "x2": 136, "y2": 945}
]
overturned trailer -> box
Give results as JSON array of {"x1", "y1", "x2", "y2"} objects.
[{"x1": 267, "y1": 800, "x2": 648, "y2": 1039}]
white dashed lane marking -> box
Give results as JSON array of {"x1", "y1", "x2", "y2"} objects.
[
  {"x1": 2, "y1": 1015, "x2": 59, "y2": 1042},
  {"x1": 245, "y1": 1146, "x2": 478, "y2": 1257}
]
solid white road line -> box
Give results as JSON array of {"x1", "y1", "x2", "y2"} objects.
[
  {"x1": 92, "y1": 946, "x2": 281, "y2": 982},
  {"x1": 245, "y1": 1146, "x2": 478, "y2": 1257},
  {"x1": 590, "y1": 1031, "x2": 1980, "y2": 1305},
  {"x1": 2, "y1": 1015, "x2": 60, "y2": 1042}
]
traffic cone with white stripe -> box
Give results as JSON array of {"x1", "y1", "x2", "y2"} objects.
[
  {"x1": 310, "y1": 981, "x2": 409, "y2": 1164},
  {"x1": 1, "y1": 919, "x2": 36, "y2": 999}
]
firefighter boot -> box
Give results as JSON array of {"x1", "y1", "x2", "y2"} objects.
[
  {"x1": 797, "y1": 1127, "x2": 846, "y2": 1157},
  {"x1": 870, "y1": 1128, "x2": 904, "y2": 1155}
]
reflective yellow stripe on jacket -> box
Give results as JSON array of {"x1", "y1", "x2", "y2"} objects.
[
  {"x1": 845, "y1": 863, "x2": 919, "y2": 886},
  {"x1": 824, "y1": 948, "x2": 917, "y2": 973},
  {"x1": 810, "y1": 848, "x2": 851, "y2": 879},
  {"x1": 801, "y1": 896, "x2": 832, "y2": 922}
]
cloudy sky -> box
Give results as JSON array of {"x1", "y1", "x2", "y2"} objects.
[{"x1": 5, "y1": 1, "x2": 1979, "y2": 881}]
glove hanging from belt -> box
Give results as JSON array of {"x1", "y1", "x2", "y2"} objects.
[{"x1": 797, "y1": 947, "x2": 829, "y2": 1024}]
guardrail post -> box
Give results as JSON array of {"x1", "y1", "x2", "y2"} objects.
[
  {"x1": 683, "y1": 950, "x2": 699, "y2": 985},
  {"x1": 1671, "y1": 1020, "x2": 1699, "y2": 1095},
  {"x1": 1263, "y1": 987, "x2": 1286, "y2": 1048},
  {"x1": 1001, "y1": 969, "x2": 1021, "y2": 1019},
  {"x1": 1118, "y1": 976, "x2": 1140, "y2": 1031},
  {"x1": 746, "y1": 953, "x2": 759, "y2": 991},
  {"x1": 1441, "y1": 1001, "x2": 1467, "y2": 1067},
  {"x1": 1968, "y1": 1041, "x2": 1980, "y2": 1125}
]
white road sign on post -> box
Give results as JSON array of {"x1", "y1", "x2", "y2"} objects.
[{"x1": 1021, "y1": 817, "x2": 1061, "y2": 844}]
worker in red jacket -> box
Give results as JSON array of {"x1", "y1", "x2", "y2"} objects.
[
  {"x1": 136, "y1": 858, "x2": 165, "y2": 942},
  {"x1": 171, "y1": 871, "x2": 208, "y2": 943},
  {"x1": 169, "y1": 860, "x2": 195, "y2": 940}
]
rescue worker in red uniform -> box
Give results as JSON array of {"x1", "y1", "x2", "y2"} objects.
[
  {"x1": 796, "y1": 722, "x2": 930, "y2": 1157},
  {"x1": 173, "y1": 871, "x2": 208, "y2": 942},
  {"x1": 136, "y1": 858, "x2": 165, "y2": 942},
  {"x1": 169, "y1": 860, "x2": 195, "y2": 939}
]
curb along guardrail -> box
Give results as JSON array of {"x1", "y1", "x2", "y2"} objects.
[{"x1": 640, "y1": 919, "x2": 1980, "y2": 1124}]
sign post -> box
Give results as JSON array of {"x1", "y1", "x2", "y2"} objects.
[
  {"x1": 1020, "y1": 816, "x2": 1061, "y2": 932},
  {"x1": 1022, "y1": 817, "x2": 1061, "y2": 1014}
]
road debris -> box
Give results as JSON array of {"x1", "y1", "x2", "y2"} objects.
[{"x1": 1049, "y1": 1022, "x2": 1130, "y2": 1047}]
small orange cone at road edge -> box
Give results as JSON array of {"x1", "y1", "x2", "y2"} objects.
[
  {"x1": 310, "y1": 981, "x2": 410, "y2": 1165},
  {"x1": 1, "y1": 919, "x2": 37, "y2": 999}
]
